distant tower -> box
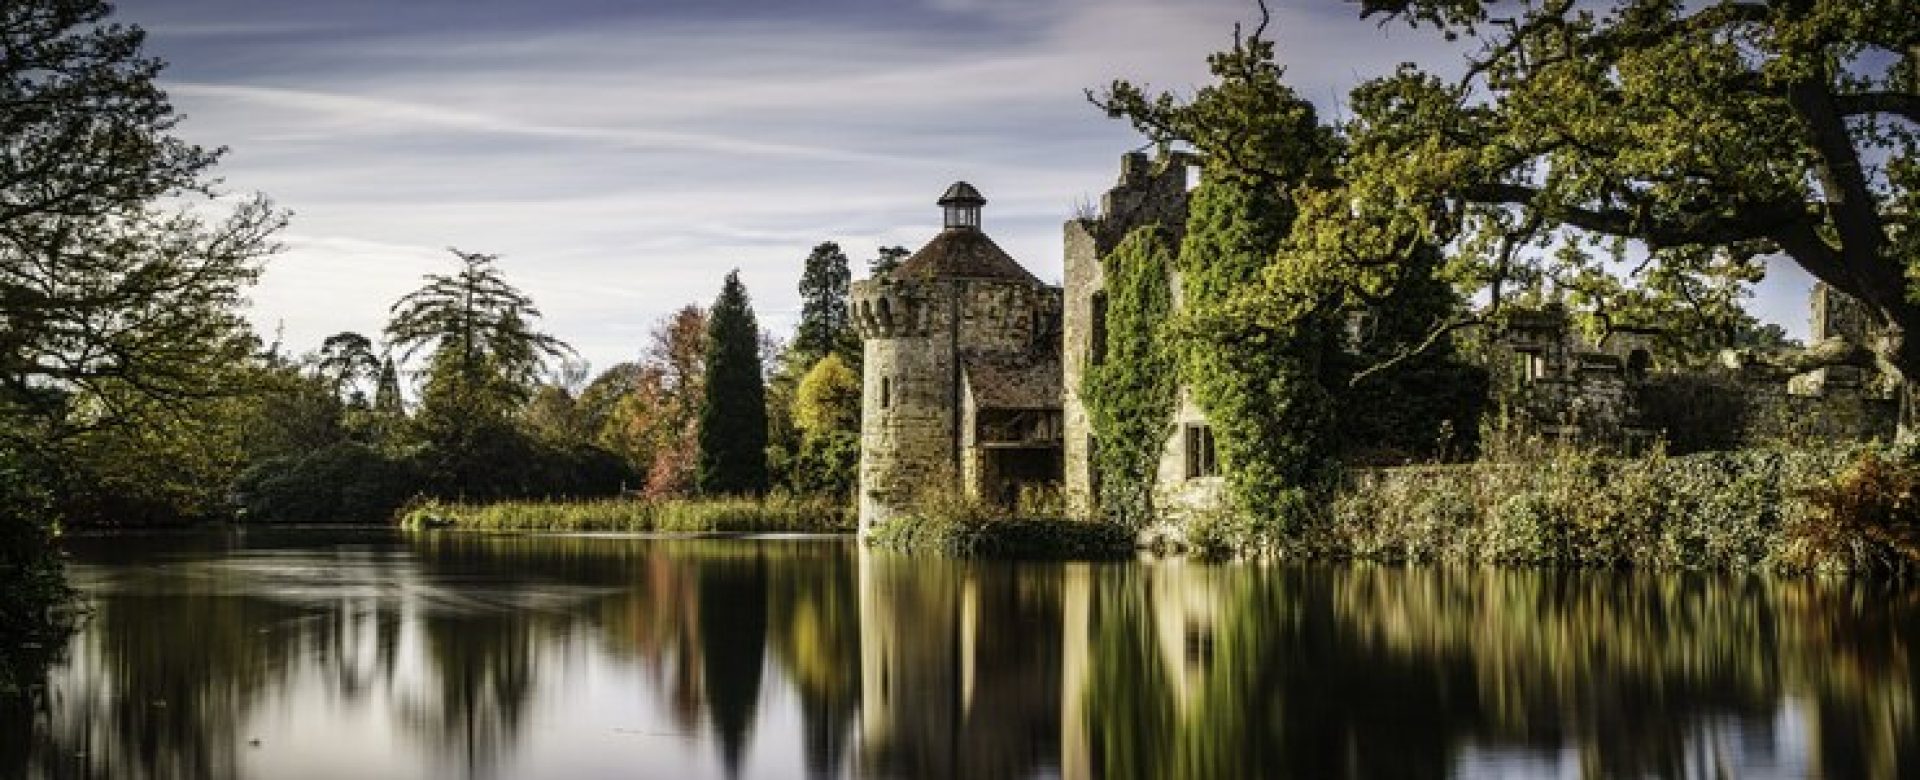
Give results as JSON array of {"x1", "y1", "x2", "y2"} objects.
[{"x1": 851, "y1": 182, "x2": 1063, "y2": 532}]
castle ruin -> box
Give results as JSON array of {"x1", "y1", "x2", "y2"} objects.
[{"x1": 854, "y1": 152, "x2": 1900, "y2": 530}]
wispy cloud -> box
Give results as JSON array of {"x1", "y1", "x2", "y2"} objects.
[{"x1": 131, "y1": 0, "x2": 1814, "y2": 372}]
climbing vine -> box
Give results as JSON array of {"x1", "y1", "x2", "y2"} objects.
[
  {"x1": 1175, "y1": 177, "x2": 1339, "y2": 542},
  {"x1": 1084, "y1": 225, "x2": 1179, "y2": 527}
]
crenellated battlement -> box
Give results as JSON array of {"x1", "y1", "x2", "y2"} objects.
[{"x1": 852, "y1": 278, "x2": 932, "y2": 338}]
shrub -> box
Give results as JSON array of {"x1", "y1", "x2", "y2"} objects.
[
  {"x1": 233, "y1": 442, "x2": 422, "y2": 523},
  {"x1": 866, "y1": 492, "x2": 1133, "y2": 558},
  {"x1": 1784, "y1": 450, "x2": 1920, "y2": 574}
]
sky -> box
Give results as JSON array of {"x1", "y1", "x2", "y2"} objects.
[{"x1": 122, "y1": 0, "x2": 1818, "y2": 375}]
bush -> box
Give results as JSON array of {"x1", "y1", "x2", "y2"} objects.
[
  {"x1": 1784, "y1": 450, "x2": 1920, "y2": 574},
  {"x1": 233, "y1": 442, "x2": 422, "y2": 523},
  {"x1": 866, "y1": 493, "x2": 1134, "y2": 558},
  {"x1": 1323, "y1": 445, "x2": 1911, "y2": 573}
]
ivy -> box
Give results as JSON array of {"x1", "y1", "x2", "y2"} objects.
[
  {"x1": 1175, "y1": 178, "x2": 1339, "y2": 540},
  {"x1": 1084, "y1": 225, "x2": 1180, "y2": 527}
]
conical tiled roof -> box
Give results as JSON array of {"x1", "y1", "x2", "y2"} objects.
[{"x1": 892, "y1": 228, "x2": 1039, "y2": 283}]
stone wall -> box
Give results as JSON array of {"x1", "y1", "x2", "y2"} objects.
[
  {"x1": 1061, "y1": 150, "x2": 1200, "y2": 517},
  {"x1": 855, "y1": 276, "x2": 960, "y2": 530},
  {"x1": 856, "y1": 267, "x2": 1065, "y2": 528}
]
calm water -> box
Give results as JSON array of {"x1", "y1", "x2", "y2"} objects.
[{"x1": 5, "y1": 530, "x2": 1918, "y2": 779}]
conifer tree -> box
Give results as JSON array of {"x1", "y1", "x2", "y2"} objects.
[
  {"x1": 869, "y1": 246, "x2": 909, "y2": 277},
  {"x1": 373, "y1": 357, "x2": 404, "y2": 418},
  {"x1": 795, "y1": 242, "x2": 856, "y2": 363},
  {"x1": 697, "y1": 271, "x2": 769, "y2": 495}
]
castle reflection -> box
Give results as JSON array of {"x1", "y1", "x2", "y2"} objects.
[{"x1": 6, "y1": 531, "x2": 1916, "y2": 779}]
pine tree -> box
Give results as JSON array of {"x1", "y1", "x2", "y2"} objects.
[
  {"x1": 794, "y1": 242, "x2": 855, "y2": 363},
  {"x1": 697, "y1": 271, "x2": 769, "y2": 495},
  {"x1": 869, "y1": 245, "x2": 909, "y2": 277},
  {"x1": 373, "y1": 357, "x2": 404, "y2": 418}
]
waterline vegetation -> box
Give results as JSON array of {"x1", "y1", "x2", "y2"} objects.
[{"x1": 400, "y1": 495, "x2": 852, "y2": 534}]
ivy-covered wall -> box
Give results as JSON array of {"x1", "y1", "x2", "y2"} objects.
[{"x1": 1082, "y1": 226, "x2": 1178, "y2": 527}]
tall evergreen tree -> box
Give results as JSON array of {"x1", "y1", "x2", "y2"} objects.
[
  {"x1": 697, "y1": 271, "x2": 769, "y2": 495},
  {"x1": 373, "y1": 357, "x2": 404, "y2": 418},
  {"x1": 869, "y1": 245, "x2": 909, "y2": 277},
  {"x1": 794, "y1": 242, "x2": 855, "y2": 362}
]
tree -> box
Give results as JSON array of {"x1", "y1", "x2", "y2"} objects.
[
  {"x1": 0, "y1": 0, "x2": 283, "y2": 659},
  {"x1": 1344, "y1": 0, "x2": 1918, "y2": 419},
  {"x1": 385, "y1": 249, "x2": 571, "y2": 429},
  {"x1": 870, "y1": 245, "x2": 910, "y2": 277},
  {"x1": 316, "y1": 332, "x2": 380, "y2": 404},
  {"x1": 791, "y1": 353, "x2": 861, "y2": 497},
  {"x1": 795, "y1": 242, "x2": 857, "y2": 362},
  {"x1": 697, "y1": 271, "x2": 769, "y2": 495},
  {"x1": 1, "y1": 0, "x2": 283, "y2": 438},
  {"x1": 1097, "y1": 21, "x2": 1346, "y2": 535},
  {"x1": 384, "y1": 249, "x2": 574, "y2": 495}
]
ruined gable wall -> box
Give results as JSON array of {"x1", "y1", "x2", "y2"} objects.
[{"x1": 1062, "y1": 150, "x2": 1214, "y2": 520}]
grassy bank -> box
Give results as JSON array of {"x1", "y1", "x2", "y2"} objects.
[
  {"x1": 399, "y1": 494, "x2": 853, "y2": 534},
  {"x1": 1318, "y1": 445, "x2": 1920, "y2": 574}
]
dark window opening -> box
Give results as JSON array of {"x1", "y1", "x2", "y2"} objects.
[
  {"x1": 1090, "y1": 292, "x2": 1109, "y2": 366},
  {"x1": 1184, "y1": 424, "x2": 1217, "y2": 479},
  {"x1": 880, "y1": 377, "x2": 892, "y2": 409},
  {"x1": 1627, "y1": 348, "x2": 1652, "y2": 381}
]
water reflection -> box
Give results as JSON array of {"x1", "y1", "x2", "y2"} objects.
[{"x1": 4, "y1": 532, "x2": 1916, "y2": 778}]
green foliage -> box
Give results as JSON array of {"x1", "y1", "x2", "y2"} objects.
[
  {"x1": 864, "y1": 492, "x2": 1133, "y2": 558},
  {"x1": 1175, "y1": 178, "x2": 1338, "y2": 537},
  {"x1": 0, "y1": 449, "x2": 71, "y2": 696},
  {"x1": 232, "y1": 442, "x2": 422, "y2": 523},
  {"x1": 1327, "y1": 445, "x2": 1919, "y2": 573},
  {"x1": 386, "y1": 249, "x2": 572, "y2": 435},
  {"x1": 788, "y1": 353, "x2": 861, "y2": 498},
  {"x1": 1083, "y1": 225, "x2": 1178, "y2": 527},
  {"x1": 398, "y1": 494, "x2": 851, "y2": 533},
  {"x1": 794, "y1": 242, "x2": 858, "y2": 363},
  {"x1": 1351, "y1": 0, "x2": 1920, "y2": 383},
  {"x1": 1333, "y1": 245, "x2": 1488, "y2": 464},
  {"x1": 697, "y1": 271, "x2": 769, "y2": 495},
  {"x1": 1, "y1": 0, "x2": 284, "y2": 432},
  {"x1": 793, "y1": 353, "x2": 860, "y2": 436}
]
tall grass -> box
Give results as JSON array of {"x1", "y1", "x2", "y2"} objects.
[{"x1": 399, "y1": 494, "x2": 852, "y2": 534}]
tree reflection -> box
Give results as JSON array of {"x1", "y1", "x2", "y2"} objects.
[
  {"x1": 1067, "y1": 564, "x2": 1920, "y2": 779},
  {"x1": 765, "y1": 542, "x2": 862, "y2": 778},
  {"x1": 11, "y1": 534, "x2": 1917, "y2": 779}
]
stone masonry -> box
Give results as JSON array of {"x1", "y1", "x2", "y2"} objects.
[
  {"x1": 852, "y1": 182, "x2": 1064, "y2": 531},
  {"x1": 859, "y1": 151, "x2": 1900, "y2": 530}
]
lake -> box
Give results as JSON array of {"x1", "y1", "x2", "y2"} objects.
[{"x1": 5, "y1": 529, "x2": 1917, "y2": 778}]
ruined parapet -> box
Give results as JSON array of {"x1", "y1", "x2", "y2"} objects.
[{"x1": 1062, "y1": 150, "x2": 1198, "y2": 515}]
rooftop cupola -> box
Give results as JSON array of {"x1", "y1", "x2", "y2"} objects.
[{"x1": 939, "y1": 181, "x2": 985, "y2": 230}]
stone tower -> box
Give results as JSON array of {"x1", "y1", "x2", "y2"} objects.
[{"x1": 851, "y1": 182, "x2": 1064, "y2": 531}]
